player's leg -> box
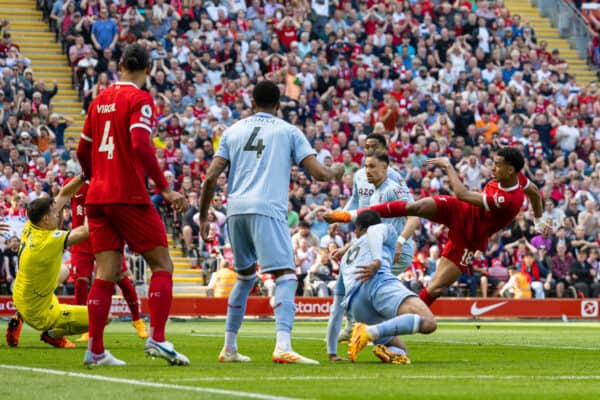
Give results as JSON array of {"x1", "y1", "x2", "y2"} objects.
[
  {"x1": 71, "y1": 258, "x2": 94, "y2": 342},
  {"x1": 46, "y1": 304, "x2": 88, "y2": 338},
  {"x1": 253, "y1": 215, "x2": 318, "y2": 364},
  {"x1": 372, "y1": 336, "x2": 411, "y2": 365},
  {"x1": 419, "y1": 245, "x2": 464, "y2": 306},
  {"x1": 85, "y1": 204, "x2": 126, "y2": 365},
  {"x1": 116, "y1": 258, "x2": 148, "y2": 339},
  {"x1": 39, "y1": 297, "x2": 78, "y2": 349},
  {"x1": 351, "y1": 277, "x2": 437, "y2": 362},
  {"x1": 115, "y1": 204, "x2": 188, "y2": 366},
  {"x1": 218, "y1": 215, "x2": 255, "y2": 362},
  {"x1": 5, "y1": 311, "x2": 23, "y2": 347},
  {"x1": 72, "y1": 258, "x2": 94, "y2": 306},
  {"x1": 329, "y1": 197, "x2": 443, "y2": 223}
]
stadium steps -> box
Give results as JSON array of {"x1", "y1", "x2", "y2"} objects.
[
  {"x1": 505, "y1": 0, "x2": 598, "y2": 84},
  {"x1": 167, "y1": 237, "x2": 210, "y2": 295},
  {"x1": 1, "y1": 0, "x2": 84, "y2": 138}
]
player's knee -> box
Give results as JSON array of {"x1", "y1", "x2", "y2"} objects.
[
  {"x1": 428, "y1": 285, "x2": 445, "y2": 298},
  {"x1": 419, "y1": 316, "x2": 437, "y2": 334}
]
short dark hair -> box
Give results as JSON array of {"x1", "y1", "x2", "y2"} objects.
[
  {"x1": 497, "y1": 147, "x2": 524, "y2": 172},
  {"x1": 27, "y1": 197, "x2": 53, "y2": 225},
  {"x1": 366, "y1": 151, "x2": 389, "y2": 165},
  {"x1": 366, "y1": 133, "x2": 387, "y2": 148},
  {"x1": 252, "y1": 80, "x2": 280, "y2": 108},
  {"x1": 120, "y1": 43, "x2": 150, "y2": 72},
  {"x1": 355, "y1": 210, "x2": 381, "y2": 231},
  {"x1": 298, "y1": 220, "x2": 311, "y2": 229}
]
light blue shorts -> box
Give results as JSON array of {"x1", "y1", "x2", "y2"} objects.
[
  {"x1": 226, "y1": 214, "x2": 295, "y2": 273},
  {"x1": 348, "y1": 273, "x2": 416, "y2": 345}
]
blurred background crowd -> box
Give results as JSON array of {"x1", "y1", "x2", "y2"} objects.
[{"x1": 1, "y1": 0, "x2": 600, "y2": 299}]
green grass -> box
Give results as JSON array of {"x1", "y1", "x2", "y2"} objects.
[{"x1": 2, "y1": 320, "x2": 600, "y2": 399}]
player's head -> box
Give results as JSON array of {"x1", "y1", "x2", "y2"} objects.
[
  {"x1": 27, "y1": 197, "x2": 59, "y2": 229},
  {"x1": 365, "y1": 133, "x2": 387, "y2": 155},
  {"x1": 119, "y1": 43, "x2": 151, "y2": 75},
  {"x1": 252, "y1": 80, "x2": 280, "y2": 112},
  {"x1": 364, "y1": 151, "x2": 389, "y2": 186},
  {"x1": 355, "y1": 210, "x2": 382, "y2": 237},
  {"x1": 493, "y1": 147, "x2": 524, "y2": 182}
]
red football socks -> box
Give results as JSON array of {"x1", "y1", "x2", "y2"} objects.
[
  {"x1": 148, "y1": 271, "x2": 173, "y2": 342},
  {"x1": 118, "y1": 277, "x2": 141, "y2": 321},
  {"x1": 363, "y1": 201, "x2": 407, "y2": 218},
  {"x1": 74, "y1": 279, "x2": 89, "y2": 306},
  {"x1": 87, "y1": 279, "x2": 114, "y2": 354},
  {"x1": 419, "y1": 288, "x2": 436, "y2": 307}
]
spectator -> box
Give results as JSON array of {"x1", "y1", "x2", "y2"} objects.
[{"x1": 91, "y1": 7, "x2": 118, "y2": 51}]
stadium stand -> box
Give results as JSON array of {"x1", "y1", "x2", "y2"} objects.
[{"x1": 0, "y1": 0, "x2": 599, "y2": 300}]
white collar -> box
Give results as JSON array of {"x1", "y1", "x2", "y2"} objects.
[
  {"x1": 498, "y1": 181, "x2": 519, "y2": 192},
  {"x1": 115, "y1": 81, "x2": 139, "y2": 89}
]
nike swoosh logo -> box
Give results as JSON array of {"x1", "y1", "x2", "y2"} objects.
[
  {"x1": 470, "y1": 301, "x2": 508, "y2": 316},
  {"x1": 75, "y1": 194, "x2": 84, "y2": 198}
]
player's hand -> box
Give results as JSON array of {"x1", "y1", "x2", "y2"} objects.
[
  {"x1": 427, "y1": 157, "x2": 451, "y2": 170},
  {"x1": 328, "y1": 354, "x2": 347, "y2": 362},
  {"x1": 0, "y1": 223, "x2": 10, "y2": 232},
  {"x1": 331, "y1": 163, "x2": 344, "y2": 180},
  {"x1": 199, "y1": 218, "x2": 212, "y2": 242},
  {"x1": 162, "y1": 189, "x2": 188, "y2": 213},
  {"x1": 330, "y1": 245, "x2": 349, "y2": 262},
  {"x1": 355, "y1": 260, "x2": 381, "y2": 281}
]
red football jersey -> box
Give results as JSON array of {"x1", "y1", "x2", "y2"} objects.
[
  {"x1": 477, "y1": 172, "x2": 529, "y2": 238},
  {"x1": 67, "y1": 178, "x2": 93, "y2": 256},
  {"x1": 81, "y1": 82, "x2": 156, "y2": 205}
]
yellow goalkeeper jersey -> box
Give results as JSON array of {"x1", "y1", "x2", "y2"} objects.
[{"x1": 12, "y1": 220, "x2": 69, "y2": 318}]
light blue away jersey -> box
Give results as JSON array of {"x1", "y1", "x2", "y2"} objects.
[
  {"x1": 345, "y1": 167, "x2": 405, "y2": 210},
  {"x1": 370, "y1": 177, "x2": 413, "y2": 238},
  {"x1": 215, "y1": 112, "x2": 315, "y2": 221},
  {"x1": 339, "y1": 223, "x2": 397, "y2": 306}
]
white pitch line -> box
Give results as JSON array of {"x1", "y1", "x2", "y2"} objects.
[
  {"x1": 168, "y1": 375, "x2": 600, "y2": 382},
  {"x1": 189, "y1": 333, "x2": 600, "y2": 351},
  {"x1": 190, "y1": 333, "x2": 324, "y2": 341},
  {"x1": 0, "y1": 364, "x2": 305, "y2": 400}
]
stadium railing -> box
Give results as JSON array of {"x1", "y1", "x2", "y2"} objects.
[{"x1": 534, "y1": 0, "x2": 599, "y2": 66}]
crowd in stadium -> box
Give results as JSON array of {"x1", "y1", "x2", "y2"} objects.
[{"x1": 1, "y1": 0, "x2": 600, "y2": 300}]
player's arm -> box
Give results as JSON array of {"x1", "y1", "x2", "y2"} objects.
[
  {"x1": 524, "y1": 180, "x2": 549, "y2": 233},
  {"x1": 199, "y1": 156, "x2": 229, "y2": 240},
  {"x1": 427, "y1": 158, "x2": 485, "y2": 208},
  {"x1": 301, "y1": 155, "x2": 344, "y2": 182},
  {"x1": 76, "y1": 117, "x2": 93, "y2": 179},
  {"x1": 53, "y1": 174, "x2": 86, "y2": 213},
  {"x1": 129, "y1": 108, "x2": 187, "y2": 213},
  {"x1": 355, "y1": 224, "x2": 386, "y2": 282},
  {"x1": 66, "y1": 225, "x2": 89, "y2": 247},
  {"x1": 343, "y1": 174, "x2": 359, "y2": 211}
]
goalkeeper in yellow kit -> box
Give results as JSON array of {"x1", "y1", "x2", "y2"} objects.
[{"x1": 6, "y1": 175, "x2": 91, "y2": 348}]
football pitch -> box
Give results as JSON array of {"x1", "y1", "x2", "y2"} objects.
[{"x1": 1, "y1": 320, "x2": 600, "y2": 400}]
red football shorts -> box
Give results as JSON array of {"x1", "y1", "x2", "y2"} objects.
[
  {"x1": 70, "y1": 254, "x2": 128, "y2": 278},
  {"x1": 70, "y1": 253, "x2": 95, "y2": 280},
  {"x1": 86, "y1": 204, "x2": 168, "y2": 254},
  {"x1": 431, "y1": 196, "x2": 485, "y2": 272}
]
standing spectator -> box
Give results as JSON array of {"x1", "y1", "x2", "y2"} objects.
[
  {"x1": 91, "y1": 7, "x2": 118, "y2": 51},
  {"x1": 550, "y1": 242, "x2": 576, "y2": 298}
]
